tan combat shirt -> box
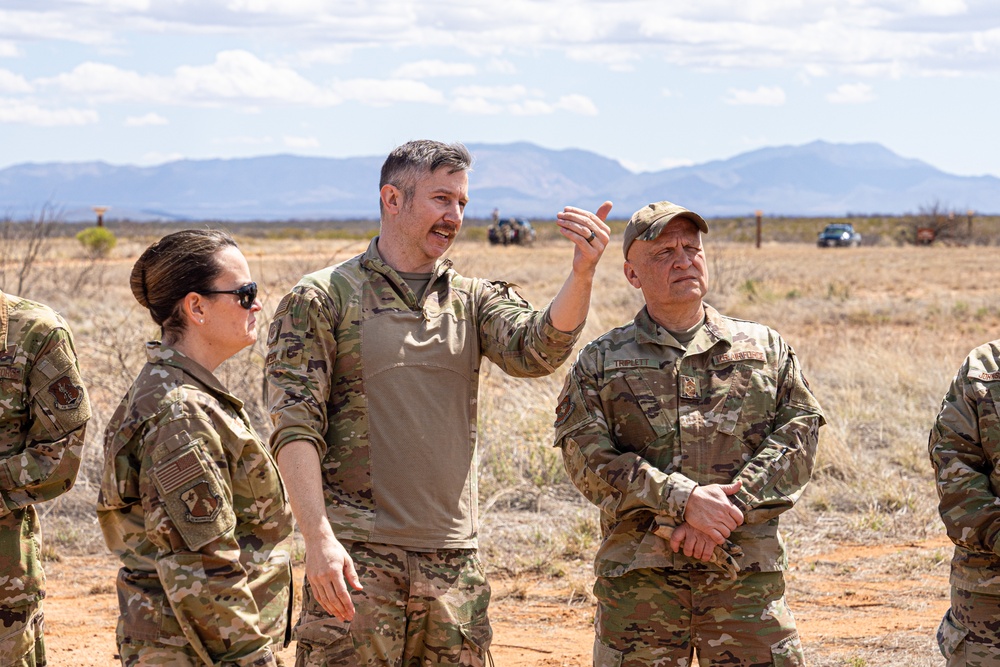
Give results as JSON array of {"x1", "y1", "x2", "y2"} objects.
[
  {"x1": 0, "y1": 290, "x2": 89, "y2": 608},
  {"x1": 98, "y1": 343, "x2": 293, "y2": 666},
  {"x1": 266, "y1": 237, "x2": 581, "y2": 549},
  {"x1": 554, "y1": 305, "x2": 824, "y2": 578}
]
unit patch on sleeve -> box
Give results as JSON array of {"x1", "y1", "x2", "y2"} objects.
[{"x1": 47, "y1": 376, "x2": 85, "y2": 410}]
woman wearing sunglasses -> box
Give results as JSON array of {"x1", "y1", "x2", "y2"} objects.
[{"x1": 97, "y1": 229, "x2": 292, "y2": 667}]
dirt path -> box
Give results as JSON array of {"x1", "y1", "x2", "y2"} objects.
[{"x1": 42, "y1": 537, "x2": 951, "y2": 666}]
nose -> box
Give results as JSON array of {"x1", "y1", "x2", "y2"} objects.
[
  {"x1": 250, "y1": 299, "x2": 262, "y2": 313},
  {"x1": 444, "y1": 202, "x2": 463, "y2": 225},
  {"x1": 672, "y1": 250, "x2": 693, "y2": 269}
]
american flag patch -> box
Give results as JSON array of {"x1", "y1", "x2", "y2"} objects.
[{"x1": 151, "y1": 451, "x2": 205, "y2": 494}]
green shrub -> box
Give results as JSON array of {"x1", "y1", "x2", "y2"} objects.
[{"x1": 76, "y1": 226, "x2": 117, "y2": 258}]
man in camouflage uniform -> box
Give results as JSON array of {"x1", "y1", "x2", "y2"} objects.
[
  {"x1": 553, "y1": 201, "x2": 824, "y2": 667},
  {"x1": 266, "y1": 139, "x2": 611, "y2": 665},
  {"x1": 0, "y1": 289, "x2": 90, "y2": 666},
  {"x1": 929, "y1": 342, "x2": 1000, "y2": 666},
  {"x1": 98, "y1": 342, "x2": 293, "y2": 667}
]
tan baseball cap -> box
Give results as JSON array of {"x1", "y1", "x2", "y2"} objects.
[{"x1": 622, "y1": 201, "x2": 708, "y2": 259}]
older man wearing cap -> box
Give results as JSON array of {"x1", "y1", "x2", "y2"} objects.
[{"x1": 553, "y1": 201, "x2": 824, "y2": 666}]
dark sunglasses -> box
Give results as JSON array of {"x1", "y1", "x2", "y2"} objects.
[{"x1": 197, "y1": 281, "x2": 258, "y2": 309}]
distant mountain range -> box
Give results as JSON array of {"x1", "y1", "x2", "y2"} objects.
[{"x1": 1, "y1": 140, "x2": 997, "y2": 221}]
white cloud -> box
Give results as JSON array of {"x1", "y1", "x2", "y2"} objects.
[
  {"x1": 566, "y1": 45, "x2": 640, "y2": 72},
  {"x1": 125, "y1": 112, "x2": 168, "y2": 126},
  {"x1": 450, "y1": 85, "x2": 595, "y2": 116},
  {"x1": 826, "y1": 82, "x2": 875, "y2": 103},
  {"x1": 392, "y1": 60, "x2": 476, "y2": 79},
  {"x1": 554, "y1": 94, "x2": 598, "y2": 115},
  {"x1": 723, "y1": 86, "x2": 786, "y2": 106},
  {"x1": 0, "y1": 42, "x2": 20, "y2": 58},
  {"x1": 0, "y1": 69, "x2": 31, "y2": 93},
  {"x1": 42, "y1": 51, "x2": 340, "y2": 107},
  {"x1": 0, "y1": 9, "x2": 110, "y2": 45},
  {"x1": 914, "y1": 0, "x2": 968, "y2": 16},
  {"x1": 292, "y1": 46, "x2": 355, "y2": 66},
  {"x1": 332, "y1": 79, "x2": 445, "y2": 106},
  {"x1": 283, "y1": 135, "x2": 319, "y2": 149},
  {"x1": 486, "y1": 59, "x2": 517, "y2": 74},
  {"x1": 453, "y1": 84, "x2": 529, "y2": 101},
  {"x1": 450, "y1": 97, "x2": 502, "y2": 114},
  {"x1": 0, "y1": 99, "x2": 98, "y2": 126},
  {"x1": 173, "y1": 50, "x2": 335, "y2": 105}
]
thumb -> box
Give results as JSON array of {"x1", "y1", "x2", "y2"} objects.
[
  {"x1": 596, "y1": 201, "x2": 613, "y2": 222},
  {"x1": 721, "y1": 480, "x2": 743, "y2": 495}
]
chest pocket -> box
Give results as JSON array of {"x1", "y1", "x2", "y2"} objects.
[
  {"x1": 980, "y1": 380, "x2": 1000, "y2": 471},
  {"x1": 717, "y1": 363, "x2": 777, "y2": 449},
  {"x1": 216, "y1": 406, "x2": 286, "y2": 524},
  {"x1": 601, "y1": 370, "x2": 673, "y2": 460}
]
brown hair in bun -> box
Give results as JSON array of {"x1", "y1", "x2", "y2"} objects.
[{"x1": 129, "y1": 229, "x2": 238, "y2": 341}]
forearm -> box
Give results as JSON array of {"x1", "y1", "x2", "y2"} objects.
[
  {"x1": 561, "y1": 437, "x2": 696, "y2": 522},
  {"x1": 276, "y1": 440, "x2": 337, "y2": 545},
  {"x1": 732, "y1": 411, "x2": 822, "y2": 523},
  {"x1": 0, "y1": 424, "x2": 85, "y2": 511},
  {"x1": 548, "y1": 269, "x2": 595, "y2": 333}
]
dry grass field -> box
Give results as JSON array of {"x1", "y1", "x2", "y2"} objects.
[{"x1": 4, "y1": 226, "x2": 991, "y2": 666}]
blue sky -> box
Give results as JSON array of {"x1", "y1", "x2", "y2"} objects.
[{"x1": 1, "y1": 0, "x2": 998, "y2": 176}]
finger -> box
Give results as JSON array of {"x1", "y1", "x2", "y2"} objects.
[
  {"x1": 330, "y1": 576, "x2": 356, "y2": 621},
  {"x1": 722, "y1": 480, "x2": 743, "y2": 495},
  {"x1": 344, "y1": 558, "x2": 364, "y2": 591},
  {"x1": 311, "y1": 578, "x2": 343, "y2": 619},
  {"x1": 699, "y1": 543, "x2": 713, "y2": 562},
  {"x1": 669, "y1": 529, "x2": 684, "y2": 553},
  {"x1": 683, "y1": 538, "x2": 695, "y2": 558},
  {"x1": 595, "y1": 201, "x2": 613, "y2": 223}
]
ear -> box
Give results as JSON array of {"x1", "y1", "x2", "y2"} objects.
[
  {"x1": 380, "y1": 184, "x2": 403, "y2": 216},
  {"x1": 180, "y1": 292, "x2": 208, "y2": 326},
  {"x1": 623, "y1": 260, "x2": 642, "y2": 289}
]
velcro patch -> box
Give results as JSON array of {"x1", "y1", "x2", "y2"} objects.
[
  {"x1": 611, "y1": 358, "x2": 654, "y2": 369},
  {"x1": 713, "y1": 350, "x2": 766, "y2": 365},
  {"x1": 970, "y1": 371, "x2": 1000, "y2": 382},
  {"x1": 150, "y1": 450, "x2": 204, "y2": 494},
  {"x1": 179, "y1": 481, "x2": 222, "y2": 523},
  {"x1": 0, "y1": 346, "x2": 15, "y2": 363},
  {"x1": 0, "y1": 366, "x2": 22, "y2": 381},
  {"x1": 554, "y1": 395, "x2": 575, "y2": 428},
  {"x1": 152, "y1": 446, "x2": 236, "y2": 550},
  {"x1": 47, "y1": 376, "x2": 85, "y2": 410}
]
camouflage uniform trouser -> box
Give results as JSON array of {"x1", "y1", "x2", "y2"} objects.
[
  {"x1": 593, "y1": 568, "x2": 803, "y2": 667},
  {"x1": 937, "y1": 587, "x2": 1000, "y2": 666},
  {"x1": 293, "y1": 541, "x2": 492, "y2": 667},
  {"x1": 0, "y1": 603, "x2": 45, "y2": 667},
  {"x1": 117, "y1": 640, "x2": 279, "y2": 666}
]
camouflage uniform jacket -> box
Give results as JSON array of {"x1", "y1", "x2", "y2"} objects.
[
  {"x1": 928, "y1": 340, "x2": 1000, "y2": 594},
  {"x1": 266, "y1": 237, "x2": 582, "y2": 550},
  {"x1": 97, "y1": 343, "x2": 293, "y2": 667},
  {"x1": 554, "y1": 304, "x2": 824, "y2": 578},
  {"x1": 0, "y1": 290, "x2": 89, "y2": 608}
]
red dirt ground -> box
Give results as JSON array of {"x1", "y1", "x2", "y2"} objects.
[{"x1": 42, "y1": 536, "x2": 951, "y2": 666}]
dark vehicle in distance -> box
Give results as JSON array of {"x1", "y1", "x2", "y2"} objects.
[
  {"x1": 817, "y1": 223, "x2": 862, "y2": 247},
  {"x1": 488, "y1": 218, "x2": 537, "y2": 246}
]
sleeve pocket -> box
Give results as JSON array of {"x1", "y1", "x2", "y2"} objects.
[{"x1": 149, "y1": 444, "x2": 236, "y2": 550}]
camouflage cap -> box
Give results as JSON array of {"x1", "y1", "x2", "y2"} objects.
[{"x1": 623, "y1": 201, "x2": 708, "y2": 258}]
